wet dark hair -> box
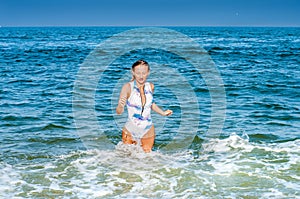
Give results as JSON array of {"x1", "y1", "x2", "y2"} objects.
[
  {"x1": 132, "y1": 60, "x2": 150, "y2": 70},
  {"x1": 131, "y1": 60, "x2": 150, "y2": 81}
]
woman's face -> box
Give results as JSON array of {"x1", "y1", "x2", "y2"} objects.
[{"x1": 132, "y1": 64, "x2": 149, "y2": 85}]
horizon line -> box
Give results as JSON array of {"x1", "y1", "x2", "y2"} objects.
[{"x1": 1, "y1": 25, "x2": 300, "y2": 28}]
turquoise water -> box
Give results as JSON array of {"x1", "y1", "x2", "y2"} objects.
[{"x1": 0, "y1": 27, "x2": 299, "y2": 198}]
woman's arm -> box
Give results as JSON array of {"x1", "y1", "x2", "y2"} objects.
[
  {"x1": 152, "y1": 102, "x2": 173, "y2": 116},
  {"x1": 116, "y1": 83, "x2": 130, "y2": 115},
  {"x1": 150, "y1": 82, "x2": 173, "y2": 116}
]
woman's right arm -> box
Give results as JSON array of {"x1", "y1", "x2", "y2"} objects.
[{"x1": 116, "y1": 83, "x2": 130, "y2": 115}]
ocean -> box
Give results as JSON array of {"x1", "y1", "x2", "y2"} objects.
[{"x1": 0, "y1": 26, "x2": 299, "y2": 198}]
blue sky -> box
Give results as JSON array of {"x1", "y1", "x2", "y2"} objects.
[{"x1": 0, "y1": 0, "x2": 299, "y2": 27}]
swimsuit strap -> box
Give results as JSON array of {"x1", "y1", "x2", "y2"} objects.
[{"x1": 130, "y1": 81, "x2": 134, "y2": 96}]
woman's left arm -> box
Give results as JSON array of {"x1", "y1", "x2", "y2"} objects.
[
  {"x1": 150, "y1": 83, "x2": 173, "y2": 116},
  {"x1": 152, "y1": 103, "x2": 172, "y2": 116}
]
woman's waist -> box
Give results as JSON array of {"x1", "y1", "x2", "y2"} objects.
[
  {"x1": 125, "y1": 118, "x2": 153, "y2": 130},
  {"x1": 128, "y1": 112, "x2": 152, "y2": 121}
]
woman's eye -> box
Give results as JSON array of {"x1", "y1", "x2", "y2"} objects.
[{"x1": 136, "y1": 73, "x2": 146, "y2": 76}]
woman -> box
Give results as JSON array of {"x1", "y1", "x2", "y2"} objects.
[{"x1": 116, "y1": 60, "x2": 172, "y2": 152}]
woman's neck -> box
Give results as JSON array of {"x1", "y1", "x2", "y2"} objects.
[{"x1": 135, "y1": 80, "x2": 145, "y2": 88}]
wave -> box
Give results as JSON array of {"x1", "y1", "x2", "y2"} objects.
[
  {"x1": 1, "y1": 115, "x2": 40, "y2": 122},
  {"x1": 41, "y1": 123, "x2": 70, "y2": 130},
  {"x1": 27, "y1": 136, "x2": 78, "y2": 144},
  {"x1": 1, "y1": 134, "x2": 299, "y2": 198}
]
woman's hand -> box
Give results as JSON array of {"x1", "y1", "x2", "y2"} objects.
[
  {"x1": 151, "y1": 103, "x2": 172, "y2": 116},
  {"x1": 163, "y1": 109, "x2": 173, "y2": 116},
  {"x1": 116, "y1": 96, "x2": 127, "y2": 114},
  {"x1": 119, "y1": 96, "x2": 127, "y2": 107}
]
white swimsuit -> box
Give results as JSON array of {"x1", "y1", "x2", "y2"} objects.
[{"x1": 124, "y1": 81, "x2": 153, "y2": 142}]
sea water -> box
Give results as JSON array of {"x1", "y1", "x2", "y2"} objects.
[{"x1": 0, "y1": 27, "x2": 299, "y2": 198}]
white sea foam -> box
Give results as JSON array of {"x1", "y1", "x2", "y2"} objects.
[
  {"x1": 1, "y1": 135, "x2": 299, "y2": 198},
  {"x1": 0, "y1": 162, "x2": 24, "y2": 198}
]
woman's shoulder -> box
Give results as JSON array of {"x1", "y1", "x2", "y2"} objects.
[
  {"x1": 147, "y1": 82, "x2": 154, "y2": 92},
  {"x1": 122, "y1": 82, "x2": 132, "y2": 91}
]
